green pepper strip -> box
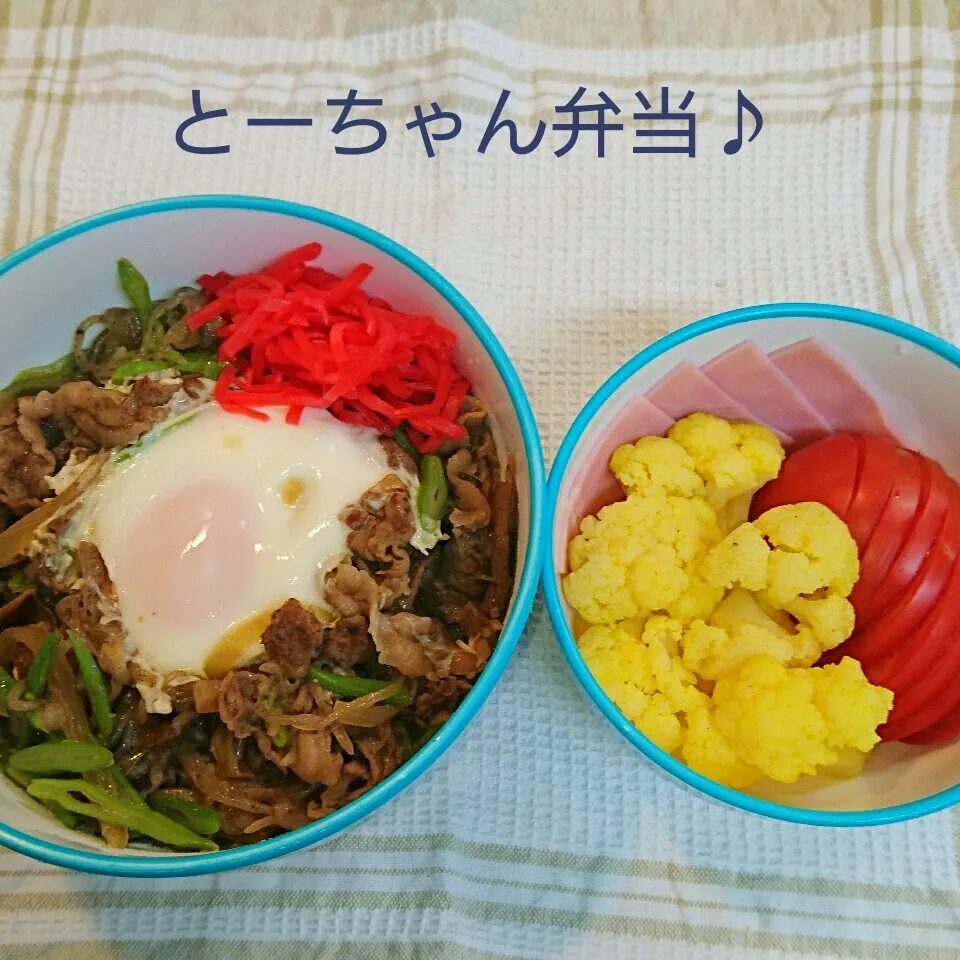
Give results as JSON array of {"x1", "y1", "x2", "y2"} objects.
[
  {"x1": 393, "y1": 426, "x2": 422, "y2": 467},
  {"x1": 0, "y1": 352, "x2": 78, "y2": 409},
  {"x1": 27, "y1": 779, "x2": 218, "y2": 852},
  {"x1": 69, "y1": 633, "x2": 115, "y2": 739},
  {"x1": 9, "y1": 741, "x2": 114, "y2": 774},
  {"x1": 110, "y1": 351, "x2": 226, "y2": 385},
  {"x1": 117, "y1": 258, "x2": 153, "y2": 330},
  {"x1": 147, "y1": 790, "x2": 222, "y2": 836},
  {"x1": 416, "y1": 454, "x2": 449, "y2": 536},
  {"x1": 24, "y1": 633, "x2": 59, "y2": 701},
  {"x1": 307, "y1": 668, "x2": 412, "y2": 708}
]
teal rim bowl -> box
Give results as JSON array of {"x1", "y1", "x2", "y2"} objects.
[
  {"x1": 543, "y1": 302, "x2": 960, "y2": 828},
  {"x1": 0, "y1": 194, "x2": 545, "y2": 875}
]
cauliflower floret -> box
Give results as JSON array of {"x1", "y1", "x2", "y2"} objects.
[
  {"x1": 577, "y1": 619, "x2": 699, "y2": 754},
  {"x1": 786, "y1": 593, "x2": 856, "y2": 656},
  {"x1": 811, "y1": 657, "x2": 893, "y2": 752},
  {"x1": 682, "y1": 701, "x2": 763, "y2": 788},
  {"x1": 707, "y1": 586, "x2": 821, "y2": 668},
  {"x1": 682, "y1": 618, "x2": 796, "y2": 681},
  {"x1": 753, "y1": 502, "x2": 859, "y2": 605},
  {"x1": 609, "y1": 436, "x2": 706, "y2": 498},
  {"x1": 668, "y1": 413, "x2": 784, "y2": 511},
  {"x1": 563, "y1": 492, "x2": 722, "y2": 624},
  {"x1": 711, "y1": 655, "x2": 838, "y2": 782},
  {"x1": 700, "y1": 522, "x2": 771, "y2": 591},
  {"x1": 665, "y1": 576, "x2": 725, "y2": 624}
]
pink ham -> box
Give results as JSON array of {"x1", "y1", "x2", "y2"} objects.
[
  {"x1": 771, "y1": 338, "x2": 893, "y2": 437},
  {"x1": 646, "y1": 360, "x2": 793, "y2": 446},
  {"x1": 702, "y1": 341, "x2": 831, "y2": 448},
  {"x1": 560, "y1": 395, "x2": 675, "y2": 556}
]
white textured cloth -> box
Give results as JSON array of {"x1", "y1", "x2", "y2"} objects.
[{"x1": 0, "y1": 1, "x2": 959, "y2": 957}]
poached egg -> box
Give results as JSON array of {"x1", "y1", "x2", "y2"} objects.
[{"x1": 66, "y1": 403, "x2": 409, "y2": 689}]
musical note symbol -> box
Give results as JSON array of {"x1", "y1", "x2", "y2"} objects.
[{"x1": 723, "y1": 90, "x2": 763, "y2": 155}]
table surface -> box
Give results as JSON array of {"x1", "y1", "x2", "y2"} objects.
[{"x1": 1, "y1": 1, "x2": 959, "y2": 957}]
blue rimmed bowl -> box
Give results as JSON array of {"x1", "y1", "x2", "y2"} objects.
[
  {"x1": 543, "y1": 303, "x2": 960, "y2": 827},
  {"x1": 0, "y1": 195, "x2": 545, "y2": 874}
]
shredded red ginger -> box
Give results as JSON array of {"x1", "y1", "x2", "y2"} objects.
[{"x1": 185, "y1": 242, "x2": 469, "y2": 454}]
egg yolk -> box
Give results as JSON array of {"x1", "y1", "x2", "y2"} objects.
[{"x1": 118, "y1": 479, "x2": 256, "y2": 630}]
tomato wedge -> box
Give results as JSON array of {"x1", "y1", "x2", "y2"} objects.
[
  {"x1": 869, "y1": 550, "x2": 960, "y2": 740},
  {"x1": 843, "y1": 436, "x2": 899, "y2": 548},
  {"x1": 868, "y1": 458, "x2": 956, "y2": 619},
  {"x1": 823, "y1": 493, "x2": 960, "y2": 667},
  {"x1": 751, "y1": 433, "x2": 862, "y2": 522},
  {"x1": 848, "y1": 448, "x2": 927, "y2": 625},
  {"x1": 902, "y1": 693, "x2": 960, "y2": 745}
]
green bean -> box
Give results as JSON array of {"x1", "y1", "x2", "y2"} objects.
[
  {"x1": 110, "y1": 360, "x2": 172, "y2": 383},
  {"x1": 0, "y1": 352, "x2": 78, "y2": 408},
  {"x1": 147, "y1": 790, "x2": 222, "y2": 836},
  {"x1": 393, "y1": 426, "x2": 422, "y2": 467},
  {"x1": 4, "y1": 570, "x2": 35, "y2": 596},
  {"x1": 110, "y1": 352, "x2": 226, "y2": 385},
  {"x1": 416, "y1": 454, "x2": 448, "y2": 536},
  {"x1": 10, "y1": 741, "x2": 114, "y2": 774},
  {"x1": 24, "y1": 633, "x2": 59, "y2": 701},
  {"x1": 27, "y1": 779, "x2": 218, "y2": 852},
  {"x1": 307, "y1": 668, "x2": 412, "y2": 708},
  {"x1": 117, "y1": 258, "x2": 153, "y2": 329},
  {"x1": 111, "y1": 767, "x2": 148, "y2": 808},
  {"x1": 69, "y1": 633, "x2": 114, "y2": 739},
  {"x1": 271, "y1": 727, "x2": 289, "y2": 749}
]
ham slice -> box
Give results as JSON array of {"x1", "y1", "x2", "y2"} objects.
[
  {"x1": 646, "y1": 360, "x2": 793, "y2": 446},
  {"x1": 702, "y1": 341, "x2": 831, "y2": 447},
  {"x1": 771, "y1": 338, "x2": 893, "y2": 437},
  {"x1": 561, "y1": 396, "x2": 675, "y2": 552}
]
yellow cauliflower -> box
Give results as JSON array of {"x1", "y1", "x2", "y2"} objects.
[
  {"x1": 667, "y1": 413, "x2": 784, "y2": 512},
  {"x1": 563, "y1": 492, "x2": 722, "y2": 624},
  {"x1": 753, "y1": 502, "x2": 859, "y2": 605},
  {"x1": 577, "y1": 618, "x2": 700, "y2": 754},
  {"x1": 707, "y1": 587, "x2": 831, "y2": 668},
  {"x1": 711, "y1": 655, "x2": 892, "y2": 783},
  {"x1": 609, "y1": 436, "x2": 705, "y2": 498},
  {"x1": 682, "y1": 700, "x2": 763, "y2": 788},
  {"x1": 682, "y1": 618, "x2": 795, "y2": 681},
  {"x1": 700, "y1": 522, "x2": 771, "y2": 591},
  {"x1": 786, "y1": 593, "x2": 856, "y2": 656},
  {"x1": 711, "y1": 655, "x2": 838, "y2": 782},
  {"x1": 811, "y1": 657, "x2": 894, "y2": 753}
]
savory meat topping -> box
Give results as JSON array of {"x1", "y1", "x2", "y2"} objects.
[
  {"x1": 341, "y1": 474, "x2": 415, "y2": 604},
  {"x1": 261, "y1": 599, "x2": 324, "y2": 680},
  {"x1": 0, "y1": 407, "x2": 57, "y2": 509},
  {"x1": 446, "y1": 449, "x2": 491, "y2": 530},
  {"x1": 217, "y1": 670, "x2": 264, "y2": 738},
  {"x1": 376, "y1": 611, "x2": 480, "y2": 678},
  {"x1": 322, "y1": 615, "x2": 370, "y2": 668},
  {"x1": 20, "y1": 378, "x2": 178, "y2": 449},
  {"x1": 55, "y1": 540, "x2": 129, "y2": 683}
]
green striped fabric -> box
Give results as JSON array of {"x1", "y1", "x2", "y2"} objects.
[{"x1": 1, "y1": 1, "x2": 960, "y2": 956}]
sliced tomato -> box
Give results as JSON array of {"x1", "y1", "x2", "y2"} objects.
[
  {"x1": 824, "y1": 494, "x2": 960, "y2": 667},
  {"x1": 843, "y1": 436, "x2": 899, "y2": 548},
  {"x1": 849, "y1": 448, "x2": 928, "y2": 625},
  {"x1": 869, "y1": 550, "x2": 960, "y2": 740},
  {"x1": 868, "y1": 458, "x2": 956, "y2": 617},
  {"x1": 902, "y1": 693, "x2": 960, "y2": 745},
  {"x1": 751, "y1": 433, "x2": 863, "y2": 523}
]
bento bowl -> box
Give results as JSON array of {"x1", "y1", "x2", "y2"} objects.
[
  {"x1": 544, "y1": 302, "x2": 960, "y2": 827},
  {"x1": 0, "y1": 195, "x2": 544, "y2": 874}
]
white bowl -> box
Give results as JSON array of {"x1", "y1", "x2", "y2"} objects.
[
  {"x1": 0, "y1": 195, "x2": 545, "y2": 874},
  {"x1": 544, "y1": 303, "x2": 960, "y2": 826}
]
